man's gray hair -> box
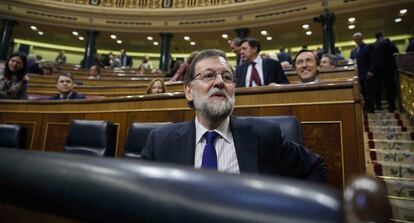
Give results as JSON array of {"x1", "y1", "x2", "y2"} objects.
[
  {"x1": 353, "y1": 32, "x2": 363, "y2": 38},
  {"x1": 184, "y1": 49, "x2": 234, "y2": 86}
]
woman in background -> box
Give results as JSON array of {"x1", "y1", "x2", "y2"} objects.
[
  {"x1": 146, "y1": 78, "x2": 166, "y2": 94},
  {"x1": 0, "y1": 52, "x2": 28, "y2": 99}
]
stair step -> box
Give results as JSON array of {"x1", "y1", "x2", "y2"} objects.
[
  {"x1": 369, "y1": 149, "x2": 414, "y2": 164},
  {"x1": 364, "y1": 132, "x2": 414, "y2": 140},
  {"x1": 365, "y1": 126, "x2": 413, "y2": 133},
  {"x1": 366, "y1": 140, "x2": 414, "y2": 151},
  {"x1": 365, "y1": 119, "x2": 404, "y2": 126},
  {"x1": 370, "y1": 161, "x2": 414, "y2": 179},
  {"x1": 389, "y1": 197, "x2": 414, "y2": 222},
  {"x1": 378, "y1": 177, "x2": 414, "y2": 199}
]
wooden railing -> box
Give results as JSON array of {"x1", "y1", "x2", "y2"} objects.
[{"x1": 0, "y1": 77, "x2": 365, "y2": 189}]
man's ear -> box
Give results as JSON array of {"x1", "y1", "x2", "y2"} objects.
[{"x1": 184, "y1": 84, "x2": 192, "y2": 101}]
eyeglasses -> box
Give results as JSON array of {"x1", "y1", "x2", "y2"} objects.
[{"x1": 190, "y1": 70, "x2": 235, "y2": 84}]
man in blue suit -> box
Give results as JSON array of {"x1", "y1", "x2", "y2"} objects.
[
  {"x1": 236, "y1": 38, "x2": 289, "y2": 87},
  {"x1": 119, "y1": 49, "x2": 133, "y2": 68},
  {"x1": 49, "y1": 73, "x2": 86, "y2": 100},
  {"x1": 350, "y1": 32, "x2": 374, "y2": 112},
  {"x1": 141, "y1": 49, "x2": 326, "y2": 182}
]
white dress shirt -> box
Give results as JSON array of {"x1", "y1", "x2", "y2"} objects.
[
  {"x1": 194, "y1": 116, "x2": 240, "y2": 173},
  {"x1": 245, "y1": 56, "x2": 264, "y2": 87}
]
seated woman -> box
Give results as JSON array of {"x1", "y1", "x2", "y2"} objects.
[
  {"x1": 0, "y1": 52, "x2": 28, "y2": 99},
  {"x1": 146, "y1": 78, "x2": 166, "y2": 94},
  {"x1": 138, "y1": 56, "x2": 153, "y2": 74}
]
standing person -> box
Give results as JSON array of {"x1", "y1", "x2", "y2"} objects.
[
  {"x1": 55, "y1": 50, "x2": 67, "y2": 65},
  {"x1": 371, "y1": 32, "x2": 399, "y2": 112},
  {"x1": 49, "y1": 73, "x2": 86, "y2": 100},
  {"x1": 146, "y1": 78, "x2": 166, "y2": 94},
  {"x1": 236, "y1": 38, "x2": 288, "y2": 87},
  {"x1": 229, "y1": 37, "x2": 243, "y2": 66},
  {"x1": 277, "y1": 47, "x2": 292, "y2": 64},
  {"x1": 141, "y1": 49, "x2": 326, "y2": 182},
  {"x1": 119, "y1": 49, "x2": 133, "y2": 68},
  {"x1": 350, "y1": 32, "x2": 374, "y2": 113},
  {"x1": 0, "y1": 52, "x2": 28, "y2": 99}
]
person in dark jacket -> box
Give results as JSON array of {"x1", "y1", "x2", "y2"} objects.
[{"x1": 49, "y1": 73, "x2": 86, "y2": 100}]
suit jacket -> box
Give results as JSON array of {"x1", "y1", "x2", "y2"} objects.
[
  {"x1": 49, "y1": 92, "x2": 86, "y2": 100},
  {"x1": 120, "y1": 55, "x2": 133, "y2": 67},
  {"x1": 236, "y1": 58, "x2": 289, "y2": 87},
  {"x1": 372, "y1": 38, "x2": 399, "y2": 75},
  {"x1": 351, "y1": 43, "x2": 373, "y2": 80},
  {"x1": 141, "y1": 116, "x2": 327, "y2": 182}
]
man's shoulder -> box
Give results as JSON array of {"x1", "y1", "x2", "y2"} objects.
[{"x1": 151, "y1": 121, "x2": 192, "y2": 135}]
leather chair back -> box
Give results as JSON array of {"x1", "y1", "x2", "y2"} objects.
[
  {"x1": 124, "y1": 122, "x2": 170, "y2": 158},
  {"x1": 0, "y1": 124, "x2": 27, "y2": 149},
  {"x1": 240, "y1": 116, "x2": 304, "y2": 144},
  {"x1": 64, "y1": 120, "x2": 116, "y2": 156}
]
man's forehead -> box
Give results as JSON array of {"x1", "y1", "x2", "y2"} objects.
[
  {"x1": 297, "y1": 52, "x2": 315, "y2": 60},
  {"x1": 196, "y1": 56, "x2": 229, "y2": 68},
  {"x1": 58, "y1": 76, "x2": 72, "y2": 81}
]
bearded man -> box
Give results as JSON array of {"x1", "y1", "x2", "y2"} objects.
[{"x1": 141, "y1": 49, "x2": 326, "y2": 182}]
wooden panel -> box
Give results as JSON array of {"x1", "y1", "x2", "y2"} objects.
[
  {"x1": 302, "y1": 122, "x2": 343, "y2": 189},
  {"x1": 0, "y1": 113, "x2": 43, "y2": 150},
  {"x1": 40, "y1": 114, "x2": 85, "y2": 152}
]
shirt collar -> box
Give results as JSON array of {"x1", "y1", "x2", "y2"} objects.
[
  {"x1": 252, "y1": 55, "x2": 262, "y2": 65},
  {"x1": 195, "y1": 116, "x2": 231, "y2": 144}
]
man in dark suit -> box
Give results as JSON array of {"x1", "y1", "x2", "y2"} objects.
[
  {"x1": 228, "y1": 37, "x2": 243, "y2": 67},
  {"x1": 371, "y1": 32, "x2": 399, "y2": 112},
  {"x1": 350, "y1": 32, "x2": 375, "y2": 113},
  {"x1": 236, "y1": 38, "x2": 288, "y2": 87},
  {"x1": 49, "y1": 73, "x2": 86, "y2": 100},
  {"x1": 277, "y1": 47, "x2": 292, "y2": 64},
  {"x1": 141, "y1": 49, "x2": 326, "y2": 182},
  {"x1": 119, "y1": 49, "x2": 133, "y2": 68}
]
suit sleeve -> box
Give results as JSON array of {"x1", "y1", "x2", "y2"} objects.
[
  {"x1": 273, "y1": 124, "x2": 327, "y2": 182},
  {"x1": 275, "y1": 62, "x2": 289, "y2": 84},
  {"x1": 140, "y1": 130, "x2": 155, "y2": 160}
]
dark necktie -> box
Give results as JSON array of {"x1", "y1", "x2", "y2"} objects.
[
  {"x1": 249, "y1": 62, "x2": 262, "y2": 87},
  {"x1": 201, "y1": 131, "x2": 219, "y2": 169}
]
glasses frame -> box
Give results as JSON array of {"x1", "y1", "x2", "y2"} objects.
[{"x1": 189, "y1": 71, "x2": 235, "y2": 84}]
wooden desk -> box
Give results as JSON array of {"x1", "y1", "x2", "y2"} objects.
[
  {"x1": 0, "y1": 78, "x2": 365, "y2": 189},
  {"x1": 286, "y1": 67, "x2": 356, "y2": 83}
]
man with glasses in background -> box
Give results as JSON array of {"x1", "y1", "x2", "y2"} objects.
[{"x1": 141, "y1": 49, "x2": 326, "y2": 182}]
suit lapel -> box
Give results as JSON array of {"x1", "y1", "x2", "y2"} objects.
[
  {"x1": 172, "y1": 120, "x2": 196, "y2": 165},
  {"x1": 230, "y1": 116, "x2": 258, "y2": 172},
  {"x1": 262, "y1": 59, "x2": 269, "y2": 85}
]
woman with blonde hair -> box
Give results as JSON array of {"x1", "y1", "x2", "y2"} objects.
[{"x1": 146, "y1": 78, "x2": 166, "y2": 94}]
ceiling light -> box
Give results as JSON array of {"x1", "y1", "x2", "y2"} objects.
[
  {"x1": 30, "y1": 26, "x2": 37, "y2": 31},
  {"x1": 348, "y1": 17, "x2": 356, "y2": 23},
  {"x1": 110, "y1": 34, "x2": 117, "y2": 39},
  {"x1": 38, "y1": 31, "x2": 44, "y2": 35},
  {"x1": 147, "y1": 36, "x2": 153, "y2": 41},
  {"x1": 153, "y1": 41, "x2": 159, "y2": 46},
  {"x1": 184, "y1": 36, "x2": 190, "y2": 41},
  {"x1": 190, "y1": 41, "x2": 196, "y2": 46},
  {"x1": 72, "y1": 31, "x2": 79, "y2": 36},
  {"x1": 394, "y1": 17, "x2": 402, "y2": 23},
  {"x1": 78, "y1": 36, "x2": 84, "y2": 40},
  {"x1": 260, "y1": 30, "x2": 268, "y2": 35},
  {"x1": 302, "y1": 24, "x2": 309, "y2": 29},
  {"x1": 116, "y1": 40, "x2": 122, "y2": 44},
  {"x1": 222, "y1": 34, "x2": 228, "y2": 39},
  {"x1": 305, "y1": 31, "x2": 312, "y2": 36},
  {"x1": 348, "y1": 24, "x2": 356, "y2": 29},
  {"x1": 266, "y1": 36, "x2": 272, "y2": 40},
  {"x1": 400, "y1": 9, "x2": 407, "y2": 14}
]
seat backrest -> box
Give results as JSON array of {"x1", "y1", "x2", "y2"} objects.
[
  {"x1": 64, "y1": 120, "x2": 116, "y2": 157},
  {"x1": 124, "y1": 122, "x2": 170, "y2": 158},
  {"x1": 240, "y1": 116, "x2": 303, "y2": 144},
  {"x1": 0, "y1": 124, "x2": 27, "y2": 149}
]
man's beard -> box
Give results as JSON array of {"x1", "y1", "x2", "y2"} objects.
[{"x1": 192, "y1": 87, "x2": 235, "y2": 122}]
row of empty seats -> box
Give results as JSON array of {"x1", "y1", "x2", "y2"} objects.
[{"x1": 0, "y1": 116, "x2": 303, "y2": 158}]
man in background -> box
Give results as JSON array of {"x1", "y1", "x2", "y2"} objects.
[
  {"x1": 119, "y1": 49, "x2": 133, "y2": 68},
  {"x1": 293, "y1": 50, "x2": 320, "y2": 83},
  {"x1": 88, "y1": 65, "x2": 101, "y2": 79},
  {"x1": 49, "y1": 73, "x2": 86, "y2": 100},
  {"x1": 229, "y1": 37, "x2": 243, "y2": 66},
  {"x1": 277, "y1": 47, "x2": 292, "y2": 64},
  {"x1": 236, "y1": 38, "x2": 288, "y2": 87}
]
